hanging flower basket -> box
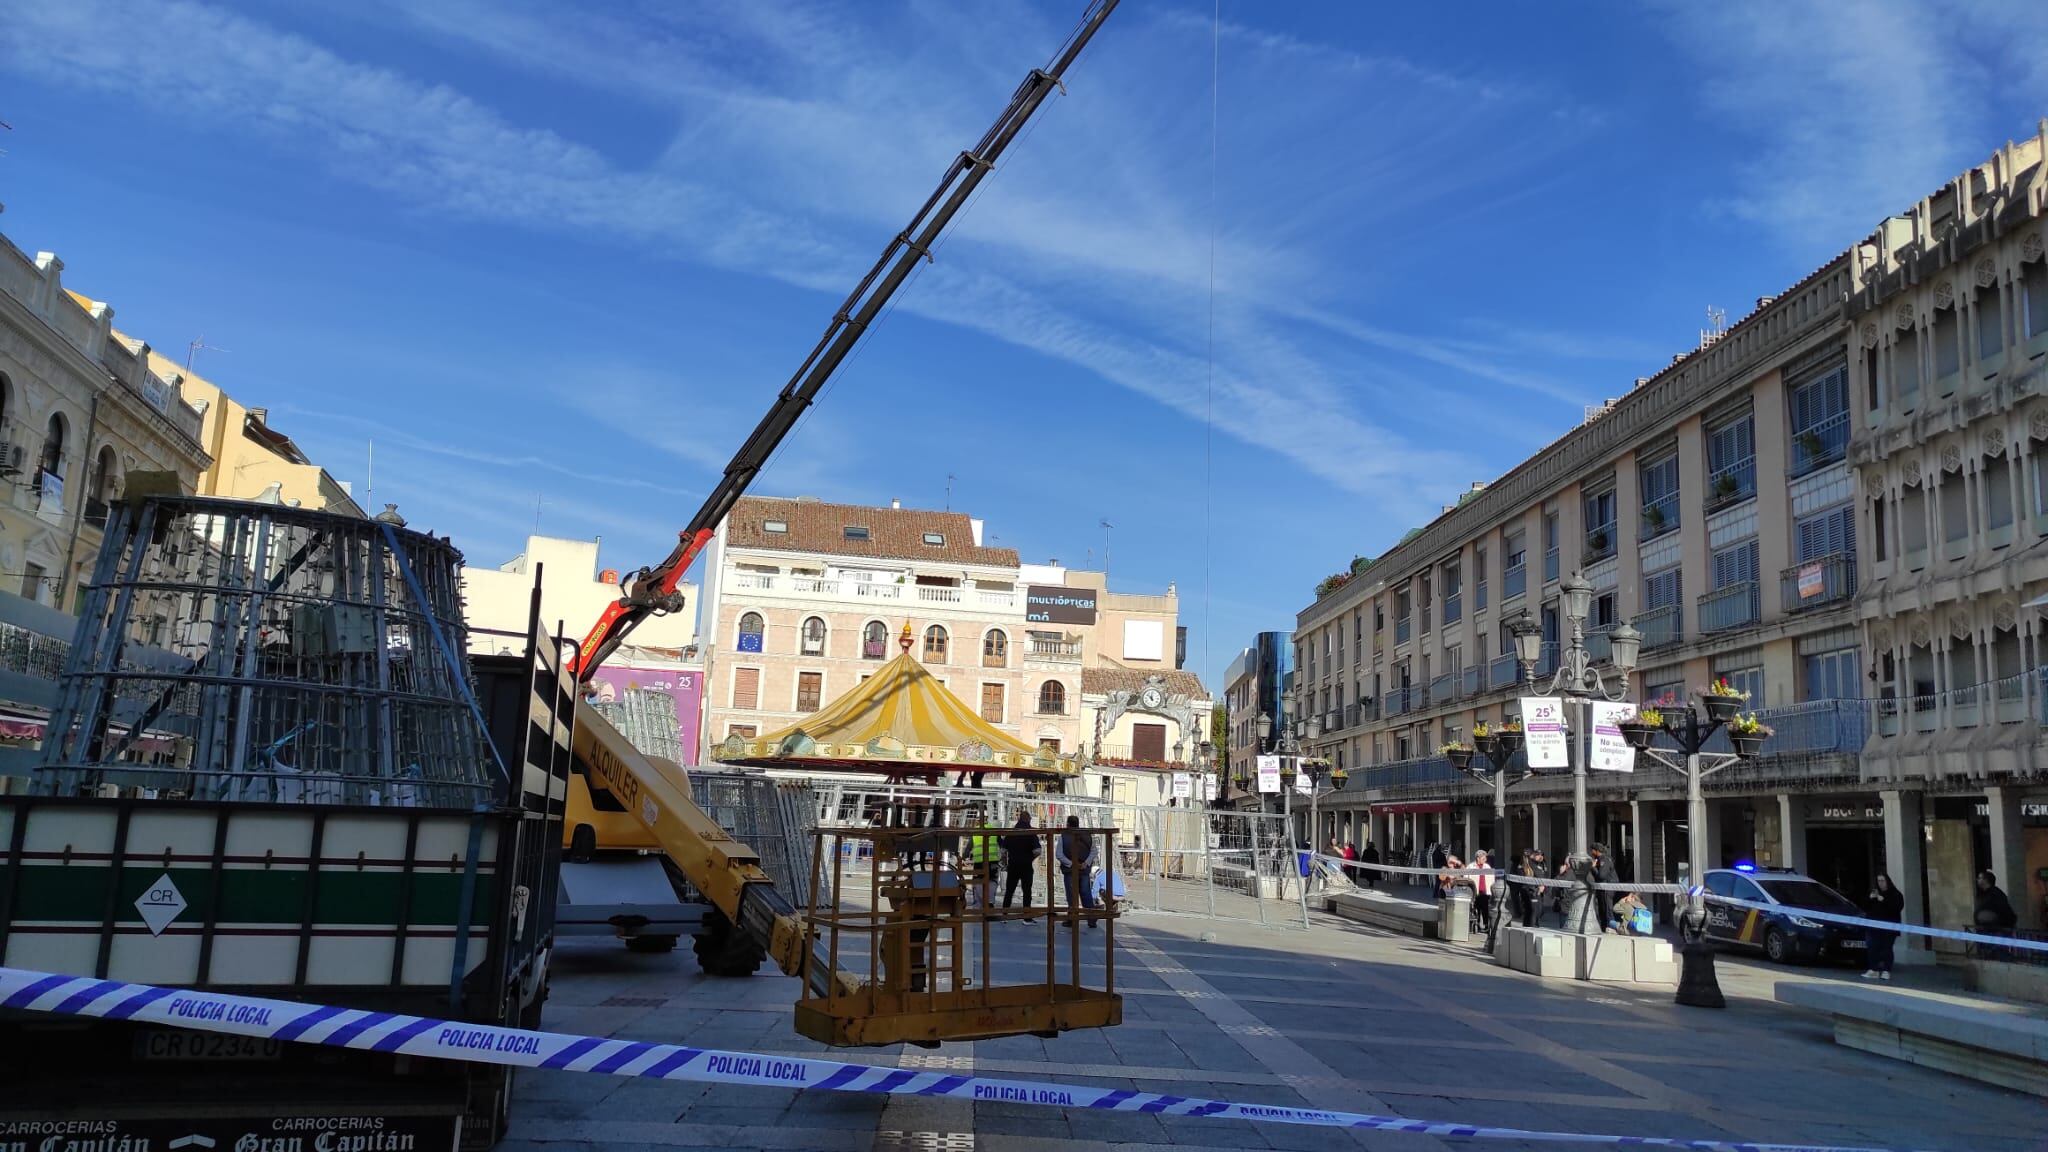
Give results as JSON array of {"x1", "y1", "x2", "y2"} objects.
[
  {"x1": 1442, "y1": 743, "x2": 1474, "y2": 771},
  {"x1": 1700, "y1": 681, "x2": 1748, "y2": 725},
  {"x1": 1472, "y1": 733, "x2": 1501, "y2": 764},
  {"x1": 1725, "y1": 713, "x2": 1773, "y2": 759},
  {"x1": 1617, "y1": 720, "x2": 1659, "y2": 750},
  {"x1": 1495, "y1": 727, "x2": 1525, "y2": 757}
]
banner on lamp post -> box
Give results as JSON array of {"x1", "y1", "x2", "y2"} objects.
[
  {"x1": 1520, "y1": 697, "x2": 1568, "y2": 769},
  {"x1": 1294, "y1": 762, "x2": 1314, "y2": 795},
  {"x1": 1256, "y1": 755, "x2": 1281, "y2": 794},
  {"x1": 1171, "y1": 772, "x2": 1193, "y2": 801},
  {"x1": 1589, "y1": 701, "x2": 1635, "y2": 772}
]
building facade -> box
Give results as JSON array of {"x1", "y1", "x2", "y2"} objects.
[
  {"x1": 1222, "y1": 631, "x2": 1292, "y2": 784},
  {"x1": 1294, "y1": 129, "x2": 2048, "y2": 937},
  {"x1": 697, "y1": 495, "x2": 1203, "y2": 792},
  {"x1": 1847, "y1": 126, "x2": 2048, "y2": 935},
  {"x1": 0, "y1": 235, "x2": 211, "y2": 613}
]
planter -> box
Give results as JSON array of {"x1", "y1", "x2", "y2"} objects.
[
  {"x1": 1728, "y1": 732, "x2": 1765, "y2": 759},
  {"x1": 1617, "y1": 721, "x2": 1659, "y2": 750},
  {"x1": 1495, "y1": 731, "x2": 1525, "y2": 758},
  {"x1": 1445, "y1": 747, "x2": 1475, "y2": 771},
  {"x1": 1701, "y1": 695, "x2": 1743, "y2": 725},
  {"x1": 1473, "y1": 734, "x2": 1501, "y2": 764}
]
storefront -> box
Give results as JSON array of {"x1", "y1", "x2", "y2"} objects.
[{"x1": 1800, "y1": 795, "x2": 1885, "y2": 902}]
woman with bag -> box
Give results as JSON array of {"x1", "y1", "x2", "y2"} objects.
[{"x1": 1862, "y1": 872, "x2": 1904, "y2": 980}]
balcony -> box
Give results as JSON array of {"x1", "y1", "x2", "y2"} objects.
[
  {"x1": 1705, "y1": 459, "x2": 1757, "y2": 512},
  {"x1": 1583, "y1": 624, "x2": 1614, "y2": 664},
  {"x1": 1878, "y1": 673, "x2": 2032, "y2": 737},
  {"x1": 1426, "y1": 673, "x2": 1453, "y2": 708},
  {"x1": 1698, "y1": 581, "x2": 1760, "y2": 634},
  {"x1": 1781, "y1": 554, "x2": 1856, "y2": 613},
  {"x1": 1459, "y1": 664, "x2": 1482, "y2": 698},
  {"x1": 1395, "y1": 617, "x2": 1411, "y2": 644},
  {"x1": 1583, "y1": 526, "x2": 1616, "y2": 564},
  {"x1": 1632, "y1": 604, "x2": 1682, "y2": 651},
  {"x1": 1385, "y1": 686, "x2": 1415, "y2": 717},
  {"x1": 1488, "y1": 652, "x2": 1521, "y2": 690},
  {"x1": 1094, "y1": 743, "x2": 1189, "y2": 768},
  {"x1": 1543, "y1": 547, "x2": 1560, "y2": 583},
  {"x1": 722, "y1": 573, "x2": 1020, "y2": 612},
  {"x1": 1503, "y1": 565, "x2": 1526, "y2": 601},
  {"x1": 1442, "y1": 593, "x2": 1462, "y2": 625},
  {"x1": 1789, "y1": 412, "x2": 1849, "y2": 477},
  {"x1": 1638, "y1": 493, "x2": 1678, "y2": 541},
  {"x1": 1025, "y1": 638, "x2": 1082, "y2": 662}
]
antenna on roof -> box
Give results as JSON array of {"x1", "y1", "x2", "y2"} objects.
[
  {"x1": 185, "y1": 336, "x2": 231, "y2": 372},
  {"x1": 945, "y1": 472, "x2": 954, "y2": 512},
  {"x1": 1699, "y1": 306, "x2": 1727, "y2": 350}
]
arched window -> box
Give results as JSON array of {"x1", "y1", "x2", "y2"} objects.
[
  {"x1": 922, "y1": 625, "x2": 949, "y2": 664},
  {"x1": 982, "y1": 628, "x2": 1008, "y2": 668},
  {"x1": 800, "y1": 615, "x2": 827, "y2": 657},
  {"x1": 737, "y1": 611, "x2": 765, "y2": 653},
  {"x1": 862, "y1": 620, "x2": 888, "y2": 660},
  {"x1": 1037, "y1": 681, "x2": 1066, "y2": 715},
  {"x1": 35, "y1": 413, "x2": 66, "y2": 496},
  {"x1": 87, "y1": 445, "x2": 118, "y2": 525}
]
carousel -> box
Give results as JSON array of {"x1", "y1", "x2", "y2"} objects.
[
  {"x1": 713, "y1": 625, "x2": 1114, "y2": 1046},
  {"x1": 711, "y1": 624, "x2": 1080, "y2": 786}
]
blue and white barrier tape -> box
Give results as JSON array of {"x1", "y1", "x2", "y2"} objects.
[
  {"x1": 1704, "y1": 895, "x2": 2048, "y2": 954},
  {"x1": 0, "y1": 965, "x2": 1937, "y2": 1152}
]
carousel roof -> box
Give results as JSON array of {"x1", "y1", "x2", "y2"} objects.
[{"x1": 711, "y1": 649, "x2": 1077, "y2": 778}]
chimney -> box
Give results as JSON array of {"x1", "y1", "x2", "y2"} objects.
[
  {"x1": 1756, "y1": 295, "x2": 1776, "y2": 309},
  {"x1": 891, "y1": 498, "x2": 901, "y2": 509}
]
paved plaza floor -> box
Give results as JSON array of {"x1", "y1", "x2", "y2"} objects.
[{"x1": 502, "y1": 905, "x2": 2043, "y2": 1152}]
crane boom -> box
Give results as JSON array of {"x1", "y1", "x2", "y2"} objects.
[{"x1": 573, "y1": 0, "x2": 1119, "y2": 679}]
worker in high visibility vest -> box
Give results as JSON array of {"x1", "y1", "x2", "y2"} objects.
[{"x1": 968, "y1": 819, "x2": 1001, "y2": 909}]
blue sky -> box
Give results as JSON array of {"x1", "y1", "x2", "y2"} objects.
[{"x1": 4, "y1": 1, "x2": 2045, "y2": 692}]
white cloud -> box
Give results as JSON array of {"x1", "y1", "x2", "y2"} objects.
[
  {"x1": 3, "y1": 0, "x2": 1595, "y2": 521},
  {"x1": 1658, "y1": 0, "x2": 2048, "y2": 253}
]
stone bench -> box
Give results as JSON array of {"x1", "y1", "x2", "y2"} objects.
[
  {"x1": 1493, "y1": 926, "x2": 1678, "y2": 985},
  {"x1": 1325, "y1": 890, "x2": 1441, "y2": 938},
  {"x1": 1775, "y1": 982, "x2": 2048, "y2": 1097}
]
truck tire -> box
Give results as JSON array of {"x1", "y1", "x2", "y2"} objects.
[
  {"x1": 625, "y1": 933, "x2": 679, "y2": 954},
  {"x1": 693, "y1": 909, "x2": 766, "y2": 977}
]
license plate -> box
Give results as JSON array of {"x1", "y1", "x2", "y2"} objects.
[
  {"x1": 1841, "y1": 938, "x2": 1866, "y2": 948},
  {"x1": 133, "y1": 1030, "x2": 282, "y2": 1062}
]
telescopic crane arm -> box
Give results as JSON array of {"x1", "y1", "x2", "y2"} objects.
[{"x1": 573, "y1": 0, "x2": 1119, "y2": 680}]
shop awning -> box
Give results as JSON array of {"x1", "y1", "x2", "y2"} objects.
[{"x1": 712, "y1": 649, "x2": 1076, "y2": 780}]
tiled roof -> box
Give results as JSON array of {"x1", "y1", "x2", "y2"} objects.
[
  {"x1": 726, "y1": 496, "x2": 1019, "y2": 567},
  {"x1": 1082, "y1": 661, "x2": 1209, "y2": 701}
]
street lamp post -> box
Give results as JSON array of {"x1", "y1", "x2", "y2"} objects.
[
  {"x1": 1528, "y1": 576, "x2": 1641, "y2": 871},
  {"x1": 1445, "y1": 610, "x2": 1544, "y2": 951},
  {"x1": 1636, "y1": 701, "x2": 1753, "y2": 1008}
]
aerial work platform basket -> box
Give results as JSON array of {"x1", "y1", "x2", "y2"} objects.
[{"x1": 794, "y1": 816, "x2": 1121, "y2": 1047}]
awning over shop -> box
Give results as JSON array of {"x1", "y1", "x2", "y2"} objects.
[{"x1": 712, "y1": 648, "x2": 1076, "y2": 780}]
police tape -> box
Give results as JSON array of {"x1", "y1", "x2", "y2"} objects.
[
  {"x1": 1309, "y1": 852, "x2": 1685, "y2": 894},
  {"x1": 0, "y1": 965, "x2": 1932, "y2": 1152},
  {"x1": 1703, "y1": 895, "x2": 2048, "y2": 953}
]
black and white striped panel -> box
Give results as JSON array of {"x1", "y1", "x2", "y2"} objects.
[{"x1": 520, "y1": 620, "x2": 575, "y2": 817}]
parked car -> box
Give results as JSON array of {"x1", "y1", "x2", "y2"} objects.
[{"x1": 1702, "y1": 865, "x2": 1867, "y2": 965}]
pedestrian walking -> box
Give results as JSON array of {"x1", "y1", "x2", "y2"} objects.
[
  {"x1": 1588, "y1": 843, "x2": 1621, "y2": 932},
  {"x1": 1975, "y1": 870, "x2": 2019, "y2": 932},
  {"x1": 1861, "y1": 871, "x2": 1904, "y2": 980},
  {"x1": 1001, "y1": 812, "x2": 1041, "y2": 922},
  {"x1": 1057, "y1": 815, "x2": 1100, "y2": 927},
  {"x1": 1341, "y1": 840, "x2": 1359, "y2": 884}
]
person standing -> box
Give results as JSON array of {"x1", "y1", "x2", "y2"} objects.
[
  {"x1": 1862, "y1": 872, "x2": 1904, "y2": 980},
  {"x1": 1001, "y1": 812, "x2": 1041, "y2": 922},
  {"x1": 1588, "y1": 843, "x2": 1621, "y2": 932},
  {"x1": 1471, "y1": 849, "x2": 1495, "y2": 933},
  {"x1": 1341, "y1": 840, "x2": 1359, "y2": 884},
  {"x1": 967, "y1": 817, "x2": 1001, "y2": 908},
  {"x1": 1057, "y1": 815, "x2": 1099, "y2": 927},
  {"x1": 1361, "y1": 841, "x2": 1381, "y2": 889},
  {"x1": 1517, "y1": 848, "x2": 1547, "y2": 926}
]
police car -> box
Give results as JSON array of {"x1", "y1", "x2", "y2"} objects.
[{"x1": 1701, "y1": 864, "x2": 1866, "y2": 965}]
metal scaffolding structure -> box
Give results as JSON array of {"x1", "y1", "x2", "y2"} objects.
[
  {"x1": 35, "y1": 496, "x2": 499, "y2": 808},
  {"x1": 589, "y1": 689, "x2": 683, "y2": 764}
]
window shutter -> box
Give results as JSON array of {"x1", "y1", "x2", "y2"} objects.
[
  {"x1": 733, "y1": 667, "x2": 760, "y2": 710},
  {"x1": 1644, "y1": 569, "x2": 1680, "y2": 610}
]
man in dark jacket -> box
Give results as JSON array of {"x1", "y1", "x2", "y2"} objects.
[
  {"x1": 1056, "y1": 815, "x2": 1099, "y2": 926},
  {"x1": 1588, "y1": 843, "x2": 1621, "y2": 931},
  {"x1": 1976, "y1": 870, "x2": 2019, "y2": 932},
  {"x1": 1001, "y1": 813, "x2": 1041, "y2": 921}
]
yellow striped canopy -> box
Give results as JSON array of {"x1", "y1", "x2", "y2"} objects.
[{"x1": 712, "y1": 651, "x2": 1076, "y2": 779}]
